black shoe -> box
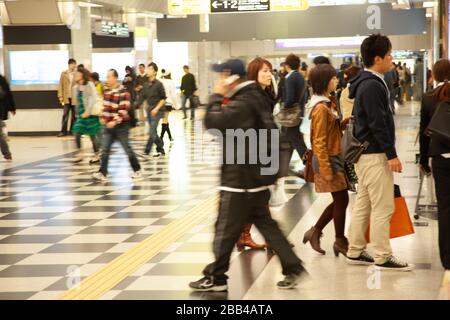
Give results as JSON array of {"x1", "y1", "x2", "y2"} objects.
[
  {"x1": 277, "y1": 273, "x2": 301, "y2": 289},
  {"x1": 57, "y1": 133, "x2": 65, "y2": 137},
  {"x1": 189, "y1": 276, "x2": 228, "y2": 292},
  {"x1": 375, "y1": 256, "x2": 413, "y2": 271},
  {"x1": 346, "y1": 251, "x2": 375, "y2": 265}
]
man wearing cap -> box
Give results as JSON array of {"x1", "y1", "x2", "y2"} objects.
[{"x1": 189, "y1": 59, "x2": 305, "y2": 292}]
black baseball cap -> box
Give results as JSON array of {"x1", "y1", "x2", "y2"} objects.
[{"x1": 211, "y1": 59, "x2": 246, "y2": 77}]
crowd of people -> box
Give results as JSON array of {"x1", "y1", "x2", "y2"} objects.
[
  {"x1": 189, "y1": 34, "x2": 450, "y2": 292},
  {"x1": 0, "y1": 33, "x2": 448, "y2": 293},
  {"x1": 52, "y1": 60, "x2": 199, "y2": 181}
]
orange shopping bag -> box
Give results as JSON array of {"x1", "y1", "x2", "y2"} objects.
[{"x1": 365, "y1": 185, "x2": 415, "y2": 242}]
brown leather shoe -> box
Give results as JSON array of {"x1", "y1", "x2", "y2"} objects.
[
  {"x1": 333, "y1": 237, "x2": 349, "y2": 257},
  {"x1": 302, "y1": 226, "x2": 325, "y2": 255},
  {"x1": 236, "y1": 224, "x2": 267, "y2": 251}
]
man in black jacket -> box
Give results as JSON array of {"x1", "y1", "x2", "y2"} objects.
[
  {"x1": 180, "y1": 65, "x2": 198, "y2": 120},
  {"x1": 189, "y1": 59, "x2": 305, "y2": 292},
  {"x1": 346, "y1": 34, "x2": 412, "y2": 271},
  {"x1": 0, "y1": 75, "x2": 16, "y2": 161}
]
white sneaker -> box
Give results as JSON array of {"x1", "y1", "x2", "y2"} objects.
[
  {"x1": 92, "y1": 172, "x2": 108, "y2": 182},
  {"x1": 132, "y1": 171, "x2": 143, "y2": 179}
]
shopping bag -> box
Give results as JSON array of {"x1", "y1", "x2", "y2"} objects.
[
  {"x1": 269, "y1": 178, "x2": 288, "y2": 207},
  {"x1": 365, "y1": 185, "x2": 414, "y2": 242}
]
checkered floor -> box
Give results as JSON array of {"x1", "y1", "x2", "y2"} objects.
[{"x1": 0, "y1": 113, "x2": 306, "y2": 300}]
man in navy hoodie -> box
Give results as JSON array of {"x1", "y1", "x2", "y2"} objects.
[{"x1": 346, "y1": 34, "x2": 413, "y2": 271}]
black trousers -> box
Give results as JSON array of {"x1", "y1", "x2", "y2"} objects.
[
  {"x1": 203, "y1": 190, "x2": 303, "y2": 280},
  {"x1": 282, "y1": 119, "x2": 307, "y2": 160},
  {"x1": 61, "y1": 99, "x2": 76, "y2": 134},
  {"x1": 432, "y1": 156, "x2": 450, "y2": 270}
]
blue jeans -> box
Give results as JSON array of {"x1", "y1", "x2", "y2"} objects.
[
  {"x1": 145, "y1": 110, "x2": 164, "y2": 154},
  {"x1": 100, "y1": 123, "x2": 141, "y2": 176}
]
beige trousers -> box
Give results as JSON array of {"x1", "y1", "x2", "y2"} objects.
[{"x1": 348, "y1": 153, "x2": 395, "y2": 264}]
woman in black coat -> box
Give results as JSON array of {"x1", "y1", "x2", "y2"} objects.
[{"x1": 419, "y1": 59, "x2": 450, "y2": 271}]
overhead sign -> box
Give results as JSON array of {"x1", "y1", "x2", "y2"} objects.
[
  {"x1": 95, "y1": 21, "x2": 129, "y2": 37},
  {"x1": 168, "y1": 0, "x2": 210, "y2": 15},
  {"x1": 168, "y1": 0, "x2": 308, "y2": 15},
  {"x1": 211, "y1": 0, "x2": 269, "y2": 13}
]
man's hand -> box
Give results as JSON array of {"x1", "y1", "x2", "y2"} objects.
[
  {"x1": 106, "y1": 121, "x2": 116, "y2": 129},
  {"x1": 150, "y1": 108, "x2": 159, "y2": 118},
  {"x1": 388, "y1": 157, "x2": 403, "y2": 173},
  {"x1": 214, "y1": 79, "x2": 230, "y2": 96}
]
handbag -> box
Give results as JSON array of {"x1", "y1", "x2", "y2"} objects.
[
  {"x1": 90, "y1": 98, "x2": 104, "y2": 116},
  {"x1": 426, "y1": 101, "x2": 450, "y2": 142},
  {"x1": 276, "y1": 103, "x2": 302, "y2": 127},
  {"x1": 302, "y1": 149, "x2": 315, "y2": 183},
  {"x1": 341, "y1": 117, "x2": 370, "y2": 163},
  {"x1": 365, "y1": 185, "x2": 415, "y2": 242}
]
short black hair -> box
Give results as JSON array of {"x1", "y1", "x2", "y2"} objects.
[
  {"x1": 68, "y1": 58, "x2": 76, "y2": 65},
  {"x1": 148, "y1": 62, "x2": 158, "y2": 72},
  {"x1": 360, "y1": 34, "x2": 392, "y2": 68},
  {"x1": 183, "y1": 65, "x2": 189, "y2": 69},
  {"x1": 313, "y1": 56, "x2": 331, "y2": 65},
  {"x1": 108, "y1": 69, "x2": 119, "y2": 78},
  {"x1": 90, "y1": 72, "x2": 100, "y2": 82},
  {"x1": 285, "y1": 54, "x2": 300, "y2": 70},
  {"x1": 309, "y1": 64, "x2": 337, "y2": 95},
  {"x1": 139, "y1": 63, "x2": 145, "y2": 68},
  {"x1": 77, "y1": 64, "x2": 85, "y2": 70}
]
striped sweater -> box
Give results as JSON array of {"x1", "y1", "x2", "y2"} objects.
[{"x1": 102, "y1": 84, "x2": 130, "y2": 125}]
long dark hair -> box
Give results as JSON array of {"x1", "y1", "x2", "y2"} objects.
[{"x1": 429, "y1": 59, "x2": 450, "y2": 103}]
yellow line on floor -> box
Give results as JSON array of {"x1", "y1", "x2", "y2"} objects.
[{"x1": 58, "y1": 194, "x2": 219, "y2": 300}]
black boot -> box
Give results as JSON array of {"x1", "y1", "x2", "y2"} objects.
[
  {"x1": 166, "y1": 123, "x2": 173, "y2": 141},
  {"x1": 160, "y1": 123, "x2": 167, "y2": 141}
]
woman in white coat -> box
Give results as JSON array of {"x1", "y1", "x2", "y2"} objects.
[{"x1": 160, "y1": 69, "x2": 179, "y2": 144}]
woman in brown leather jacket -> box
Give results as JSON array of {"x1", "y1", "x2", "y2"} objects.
[{"x1": 302, "y1": 64, "x2": 351, "y2": 257}]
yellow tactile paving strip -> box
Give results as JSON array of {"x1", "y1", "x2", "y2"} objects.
[{"x1": 59, "y1": 194, "x2": 219, "y2": 300}]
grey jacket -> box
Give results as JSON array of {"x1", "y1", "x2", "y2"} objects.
[{"x1": 72, "y1": 81, "x2": 99, "y2": 116}]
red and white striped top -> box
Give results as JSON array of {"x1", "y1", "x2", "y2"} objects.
[{"x1": 102, "y1": 84, "x2": 130, "y2": 125}]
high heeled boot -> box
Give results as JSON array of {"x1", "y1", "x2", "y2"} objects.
[
  {"x1": 333, "y1": 236, "x2": 349, "y2": 257},
  {"x1": 302, "y1": 226, "x2": 325, "y2": 255},
  {"x1": 236, "y1": 224, "x2": 267, "y2": 251}
]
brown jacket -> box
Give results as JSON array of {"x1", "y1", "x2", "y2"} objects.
[
  {"x1": 310, "y1": 96, "x2": 346, "y2": 177},
  {"x1": 58, "y1": 70, "x2": 75, "y2": 105}
]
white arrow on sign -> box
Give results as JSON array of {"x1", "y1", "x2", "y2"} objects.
[{"x1": 211, "y1": 1, "x2": 222, "y2": 9}]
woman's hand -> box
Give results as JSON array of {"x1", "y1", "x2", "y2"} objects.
[{"x1": 342, "y1": 116, "x2": 353, "y2": 126}]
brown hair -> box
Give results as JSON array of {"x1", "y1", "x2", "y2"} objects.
[
  {"x1": 247, "y1": 57, "x2": 273, "y2": 84},
  {"x1": 344, "y1": 65, "x2": 362, "y2": 81},
  {"x1": 77, "y1": 67, "x2": 91, "y2": 85},
  {"x1": 431, "y1": 59, "x2": 450, "y2": 102},
  {"x1": 309, "y1": 64, "x2": 337, "y2": 95}
]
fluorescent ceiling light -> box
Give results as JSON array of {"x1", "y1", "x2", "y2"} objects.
[
  {"x1": 422, "y1": 1, "x2": 436, "y2": 8},
  {"x1": 78, "y1": 1, "x2": 103, "y2": 8},
  {"x1": 425, "y1": 13, "x2": 432, "y2": 17},
  {"x1": 276, "y1": 37, "x2": 365, "y2": 49}
]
